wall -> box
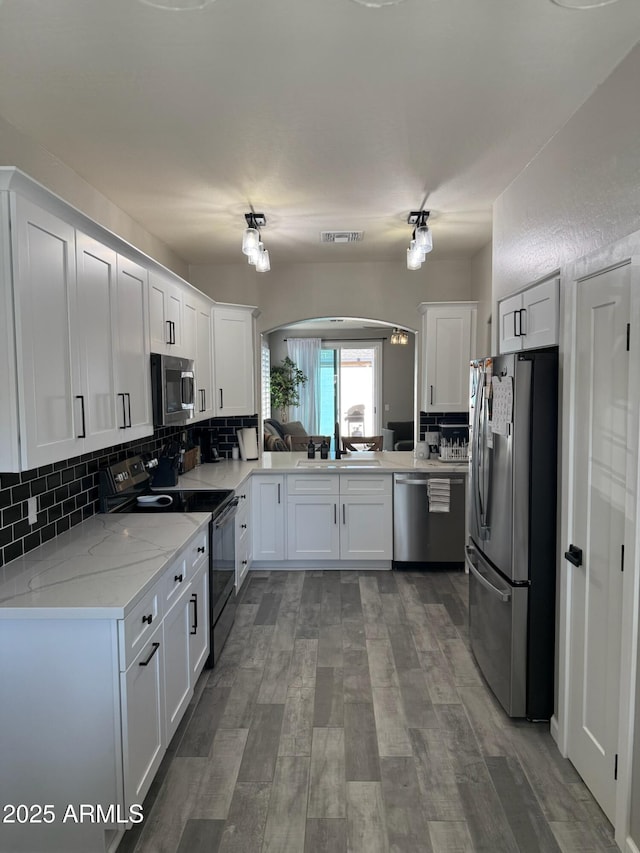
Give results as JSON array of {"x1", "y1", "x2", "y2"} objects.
[
  {"x1": 470, "y1": 241, "x2": 492, "y2": 358},
  {"x1": 0, "y1": 415, "x2": 256, "y2": 570},
  {"x1": 493, "y1": 44, "x2": 640, "y2": 305},
  {"x1": 189, "y1": 256, "x2": 473, "y2": 333},
  {"x1": 0, "y1": 115, "x2": 187, "y2": 278},
  {"x1": 492, "y1": 43, "x2": 640, "y2": 848},
  {"x1": 267, "y1": 326, "x2": 415, "y2": 425}
]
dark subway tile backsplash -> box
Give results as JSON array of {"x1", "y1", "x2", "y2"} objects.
[
  {"x1": 0, "y1": 414, "x2": 259, "y2": 569},
  {"x1": 419, "y1": 411, "x2": 469, "y2": 441}
]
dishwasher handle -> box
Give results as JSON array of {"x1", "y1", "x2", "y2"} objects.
[
  {"x1": 465, "y1": 546, "x2": 511, "y2": 603},
  {"x1": 395, "y1": 477, "x2": 464, "y2": 486}
]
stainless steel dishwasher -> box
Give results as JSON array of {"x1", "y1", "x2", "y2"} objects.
[{"x1": 393, "y1": 472, "x2": 466, "y2": 565}]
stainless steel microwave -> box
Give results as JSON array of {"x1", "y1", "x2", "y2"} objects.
[{"x1": 150, "y1": 353, "x2": 196, "y2": 426}]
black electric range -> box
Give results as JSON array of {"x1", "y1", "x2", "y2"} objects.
[{"x1": 99, "y1": 455, "x2": 238, "y2": 667}]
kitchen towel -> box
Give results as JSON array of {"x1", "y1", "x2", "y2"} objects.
[
  {"x1": 237, "y1": 427, "x2": 259, "y2": 461},
  {"x1": 427, "y1": 478, "x2": 450, "y2": 513}
]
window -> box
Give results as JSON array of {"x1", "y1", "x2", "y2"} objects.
[
  {"x1": 261, "y1": 339, "x2": 271, "y2": 420},
  {"x1": 318, "y1": 341, "x2": 382, "y2": 437}
]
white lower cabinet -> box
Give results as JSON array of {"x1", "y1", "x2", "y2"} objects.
[
  {"x1": 285, "y1": 474, "x2": 393, "y2": 562},
  {"x1": 0, "y1": 522, "x2": 209, "y2": 853},
  {"x1": 252, "y1": 475, "x2": 285, "y2": 561},
  {"x1": 120, "y1": 623, "x2": 165, "y2": 808}
]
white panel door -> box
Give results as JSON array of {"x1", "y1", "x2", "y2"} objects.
[
  {"x1": 287, "y1": 496, "x2": 340, "y2": 560},
  {"x1": 213, "y1": 307, "x2": 255, "y2": 416},
  {"x1": 424, "y1": 306, "x2": 472, "y2": 411},
  {"x1": 115, "y1": 257, "x2": 152, "y2": 440},
  {"x1": 252, "y1": 475, "x2": 285, "y2": 561},
  {"x1": 522, "y1": 278, "x2": 559, "y2": 350},
  {"x1": 340, "y1": 495, "x2": 393, "y2": 560},
  {"x1": 189, "y1": 565, "x2": 210, "y2": 682},
  {"x1": 75, "y1": 233, "x2": 119, "y2": 450},
  {"x1": 163, "y1": 589, "x2": 193, "y2": 744},
  {"x1": 568, "y1": 263, "x2": 629, "y2": 821},
  {"x1": 498, "y1": 292, "x2": 523, "y2": 354},
  {"x1": 13, "y1": 196, "x2": 80, "y2": 468}
]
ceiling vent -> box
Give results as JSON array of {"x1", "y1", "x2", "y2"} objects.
[{"x1": 320, "y1": 231, "x2": 364, "y2": 244}]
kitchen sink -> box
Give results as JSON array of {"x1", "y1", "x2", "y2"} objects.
[{"x1": 296, "y1": 458, "x2": 382, "y2": 469}]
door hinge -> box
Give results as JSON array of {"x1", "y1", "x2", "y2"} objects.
[
  {"x1": 621, "y1": 544, "x2": 625, "y2": 573},
  {"x1": 627, "y1": 323, "x2": 630, "y2": 351},
  {"x1": 614, "y1": 753, "x2": 618, "y2": 780}
]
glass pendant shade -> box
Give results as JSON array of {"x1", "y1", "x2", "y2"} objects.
[
  {"x1": 242, "y1": 227, "x2": 260, "y2": 256},
  {"x1": 415, "y1": 225, "x2": 433, "y2": 254},
  {"x1": 256, "y1": 249, "x2": 271, "y2": 273},
  {"x1": 350, "y1": 0, "x2": 407, "y2": 7},
  {"x1": 407, "y1": 247, "x2": 422, "y2": 271}
]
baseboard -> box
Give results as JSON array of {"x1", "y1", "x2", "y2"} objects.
[
  {"x1": 250, "y1": 561, "x2": 392, "y2": 571},
  {"x1": 549, "y1": 714, "x2": 559, "y2": 746}
]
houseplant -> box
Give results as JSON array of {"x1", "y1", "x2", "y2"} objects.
[{"x1": 270, "y1": 356, "x2": 307, "y2": 423}]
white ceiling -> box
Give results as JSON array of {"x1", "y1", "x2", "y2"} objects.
[{"x1": 0, "y1": 0, "x2": 638, "y2": 267}]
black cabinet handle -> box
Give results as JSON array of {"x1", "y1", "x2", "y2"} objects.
[
  {"x1": 513, "y1": 311, "x2": 519, "y2": 338},
  {"x1": 277, "y1": 483, "x2": 281, "y2": 504},
  {"x1": 75, "y1": 395, "x2": 86, "y2": 438},
  {"x1": 165, "y1": 319, "x2": 172, "y2": 345},
  {"x1": 199, "y1": 388, "x2": 205, "y2": 412},
  {"x1": 142, "y1": 613, "x2": 153, "y2": 625},
  {"x1": 241, "y1": 523, "x2": 247, "y2": 529},
  {"x1": 219, "y1": 388, "x2": 224, "y2": 409},
  {"x1": 118, "y1": 393, "x2": 127, "y2": 429},
  {"x1": 174, "y1": 573, "x2": 183, "y2": 583},
  {"x1": 190, "y1": 593, "x2": 198, "y2": 635},
  {"x1": 197, "y1": 546, "x2": 205, "y2": 553},
  {"x1": 564, "y1": 544, "x2": 583, "y2": 567},
  {"x1": 242, "y1": 560, "x2": 248, "y2": 565},
  {"x1": 125, "y1": 392, "x2": 132, "y2": 428},
  {"x1": 430, "y1": 385, "x2": 434, "y2": 405},
  {"x1": 519, "y1": 308, "x2": 527, "y2": 336},
  {"x1": 342, "y1": 503, "x2": 346, "y2": 525},
  {"x1": 139, "y1": 642, "x2": 160, "y2": 667},
  {"x1": 334, "y1": 503, "x2": 337, "y2": 525}
]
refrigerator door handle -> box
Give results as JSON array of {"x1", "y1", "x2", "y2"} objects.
[{"x1": 466, "y1": 547, "x2": 511, "y2": 602}]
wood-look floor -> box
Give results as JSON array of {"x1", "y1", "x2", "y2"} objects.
[{"x1": 118, "y1": 570, "x2": 617, "y2": 853}]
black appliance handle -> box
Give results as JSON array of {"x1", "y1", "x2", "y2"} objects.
[
  {"x1": 214, "y1": 497, "x2": 240, "y2": 528},
  {"x1": 181, "y1": 376, "x2": 194, "y2": 407}
]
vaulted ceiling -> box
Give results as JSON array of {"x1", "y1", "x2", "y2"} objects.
[{"x1": 0, "y1": 0, "x2": 638, "y2": 266}]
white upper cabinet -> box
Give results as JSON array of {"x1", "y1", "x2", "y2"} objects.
[
  {"x1": 213, "y1": 304, "x2": 257, "y2": 417},
  {"x1": 420, "y1": 302, "x2": 477, "y2": 413},
  {"x1": 498, "y1": 278, "x2": 559, "y2": 354},
  {"x1": 149, "y1": 272, "x2": 185, "y2": 357},
  {"x1": 185, "y1": 291, "x2": 215, "y2": 421},
  {"x1": 11, "y1": 196, "x2": 80, "y2": 469},
  {"x1": 115, "y1": 256, "x2": 153, "y2": 439}
]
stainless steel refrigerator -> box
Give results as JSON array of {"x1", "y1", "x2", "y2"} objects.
[{"x1": 467, "y1": 348, "x2": 558, "y2": 719}]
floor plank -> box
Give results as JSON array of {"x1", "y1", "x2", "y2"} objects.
[{"x1": 124, "y1": 569, "x2": 616, "y2": 853}]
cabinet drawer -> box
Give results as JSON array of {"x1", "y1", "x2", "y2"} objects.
[
  {"x1": 163, "y1": 552, "x2": 189, "y2": 612},
  {"x1": 186, "y1": 527, "x2": 208, "y2": 573},
  {"x1": 339, "y1": 473, "x2": 392, "y2": 495},
  {"x1": 119, "y1": 586, "x2": 162, "y2": 671},
  {"x1": 287, "y1": 474, "x2": 339, "y2": 495}
]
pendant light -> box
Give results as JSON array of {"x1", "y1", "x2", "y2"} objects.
[
  {"x1": 242, "y1": 213, "x2": 271, "y2": 273},
  {"x1": 406, "y1": 211, "x2": 432, "y2": 270}
]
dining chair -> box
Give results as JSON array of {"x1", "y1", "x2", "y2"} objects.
[{"x1": 341, "y1": 436, "x2": 383, "y2": 452}]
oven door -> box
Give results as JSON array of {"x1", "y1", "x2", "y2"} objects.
[{"x1": 211, "y1": 497, "x2": 239, "y2": 624}]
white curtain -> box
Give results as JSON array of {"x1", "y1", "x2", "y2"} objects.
[{"x1": 287, "y1": 337, "x2": 321, "y2": 433}]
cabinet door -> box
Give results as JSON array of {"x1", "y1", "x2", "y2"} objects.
[
  {"x1": 182, "y1": 292, "x2": 198, "y2": 361},
  {"x1": 236, "y1": 488, "x2": 252, "y2": 589},
  {"x1": 213, "y1": 307, "x2": 255, "y2": 416},
  {"x1": 521, "y1": 278, "x2": 559, "y2": 349},
  {"x1": 75, "y1": 233, "x2": 119, "y2": 450},
  {"x1": 195, "y1": 298, "x2": 215, "y2": 420},
  {"x1": 340, "y1": 495, "x2": 393, "y2": 560},
  {"x1": 252, "y1": 476, "x2": 285, "y2": 561},
  {"x1": 149, "y1": 273, "x2": 182, "y2": 355},
  {"x1": 12, "y1": 196, "x2": 81, "y2": 468},
  {"x1": 424, "y1": 306, "x2": 473, "y2": 412},
  {"x1": 498, "y1": 293, "x2": 523, "y2": 354},
  {"x1": 287, "y1": 495, "x2": 341, "y2": 560},
  {"x1": 115, "y1": 257, "x2": 153, "y2": 440},
  {"x1": 163, "y1": 586, "x2": 193, "y2": 744},
  {"x1": 120, "y1": 627, "x2": 165, "y2": 808},
  {"x1": 189, "y1": 565, "x2": 210, "y2": 682}
]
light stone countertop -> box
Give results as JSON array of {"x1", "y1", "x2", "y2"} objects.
[
  {"x1": 176, "y1": 451, "x2": 469, "y2": 492},
  {"x1": 0, "y1": 512, "x2": 211, "y2": 619}
]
